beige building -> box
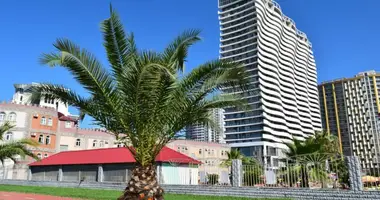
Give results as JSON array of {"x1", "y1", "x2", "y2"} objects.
[
  {"x1": 167, "y1": 140, "x2": 231, "y2": 184},
  {"x1": 57, "y1": 116, "x2": 118, "y2": 152}
]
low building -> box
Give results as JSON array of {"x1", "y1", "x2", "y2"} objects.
[{"x1": 29, "y1": 147, "x2": 201, "y2": 185}]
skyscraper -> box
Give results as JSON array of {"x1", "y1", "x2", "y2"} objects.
[
  {"x1": 186, "y1": 108, "x2": 226, "y2": 143},
  {"x1": 218, "y1": 0, "x2": 321, "y2": 164},
  {"x1": 319, "y1": 71, "x2": 380, "y2": 169}
]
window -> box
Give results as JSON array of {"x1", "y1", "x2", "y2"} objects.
[
  {"x1": 92, "y1": 140, "x2": 97, "y2": 147},
  {"x1": 221, "y1": 151, "x2": 224, "y2": 156},
  {"x1": 5, "y1": 132, "x2": 12, "y2": 141},
  {"x1": 44, "y1": 154, "x2": 48, "y2": 158},
  {"x1": 38, "y1": 135, "x2": 44, "y2": 143},
  {"x1": 47, "y1": 118, "x2": 53, "y2": 126},
  {"x1": 60, "y1": 145, "x2": 69, "y2": 151},
  {"x1": 199, "y1": 149, "x2": 202, "y2": 154},
  {"x1": 65, "y1": 121, "x2": 71, "y2": 128},
  {"x1": 20, "y1": 96, "x2": 23, "y2": 102},
  {"x1": 41, "y1": 117, "x2": 46, "y2": 125},
  {"x1": 76, "y1": 139, "x2": 81, "y2": 146},
  {"x1": 37, "y1": 153, "x2": 42, "y2": 159},
  {"x1": 8, "y1": 112, "x2": 16, "y2": 122},
  {"x1": 99, "y1": 141, "x2": 104, "y2": 147},
  {"x1": 0, "y1": 112, "x2": 5, "y2": 121},
  {"x1": 45, "y1": 135, "x2": 51, "y2": 145}
]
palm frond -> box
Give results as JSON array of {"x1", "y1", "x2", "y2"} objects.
[
  {"x1": 0, "y1": 121, "x2": 15, "y2": 140},
  {"x1": 101, "y1": 4, "x2": 137, "y2": 79},
  {"x1": 162, "y1": 29, "x2": 201, "y2": 72},
  {"x1": 40, "y1": 38, "x2": 115, "y2": 100}
]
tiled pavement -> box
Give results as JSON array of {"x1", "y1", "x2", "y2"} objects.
[{"x1": 0, "y1": 192, "x2": 80, "y2": 200}]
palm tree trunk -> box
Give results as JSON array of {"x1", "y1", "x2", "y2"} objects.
[{"x1": 118, "y1": 165, "x2": 164, "y2": 200}]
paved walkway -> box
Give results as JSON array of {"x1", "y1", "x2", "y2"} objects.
[{"x1": 0, "y1": 192, "x2": 80, "y2": 200}]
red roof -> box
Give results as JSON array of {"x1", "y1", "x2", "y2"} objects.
[
  {"x1": 29, "y1": 147, "x2": 201, "y2": 166},
  {"x1": 58, "y1": 112, "x2": 78, "y2": 122}
]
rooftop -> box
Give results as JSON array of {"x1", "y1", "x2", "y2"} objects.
[{"x1": 29, "y1": 147, "x2": 201, "y2": 166}]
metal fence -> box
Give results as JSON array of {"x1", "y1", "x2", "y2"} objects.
[
  {"x1": 4, "y1": 154, "x2": 380, "y2": 192},
  {"x1": 361, "y1": 164, "x2": 380, "y2": 191},
  {"x1": 241, "y1": 154, "x2": 349, "y2": 189}
]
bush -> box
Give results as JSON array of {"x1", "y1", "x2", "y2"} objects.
[{"x1": 207, "y1": 174, "x2": 219, "y2": 185}]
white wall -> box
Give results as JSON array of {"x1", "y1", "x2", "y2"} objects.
[
  {"x1": 0, "y1": 111, "x2": 27, "y2": 128},
  {"x1": 10, "y1": 131, "x2": 25, "y2": 140},
  {"x1": 160, "y1": 165, "x2": 198, "y2": 185}
]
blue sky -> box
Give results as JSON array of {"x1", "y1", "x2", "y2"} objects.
[{"x1": 1, "y1": 0, "x2": 379, "y2": 126}]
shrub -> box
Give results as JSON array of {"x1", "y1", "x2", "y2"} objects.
[{"x1": 207, "y1": 174, "x2": 219, "y2": 185}]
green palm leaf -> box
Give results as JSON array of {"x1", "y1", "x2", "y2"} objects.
[{"x1": 0, "y1": 122, "x2": 39, "y2": 164}]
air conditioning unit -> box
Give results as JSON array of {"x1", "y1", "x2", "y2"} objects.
[
  {"x1": 33, "y1": 114, "x2": 39, "y2": 118},
  {"x1": 30, "y1": 133, "x2": 37, "y2": 137}
]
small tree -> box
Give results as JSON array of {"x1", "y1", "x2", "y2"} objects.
[
  {"x1": 283, "y1": 131, "x2": 340, "y2": 188},
  {"x1": 0, "y1": 122, "x2": 39, "y2": 167},
  {"x1": 221, "y1": 149, "x2": 259, "y2": 167}
]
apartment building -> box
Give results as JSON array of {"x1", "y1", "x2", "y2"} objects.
[
  {"x1": 58, "y1": 114, "x2": 117, "y2": 152},
  {"x1": 218, "y1": 0, "x2": 321, "y2": 165},
  {"x1": 319, "y1": 71, "x2": 380, "y2": 169}
]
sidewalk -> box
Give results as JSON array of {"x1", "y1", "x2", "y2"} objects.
[{"x1": 0, "y1": 192, "x2": 80, "y2": 200}]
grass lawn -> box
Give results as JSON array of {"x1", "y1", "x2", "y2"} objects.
[{"x1": 0, "y1": 184, "x2": 288, "y2": 200}]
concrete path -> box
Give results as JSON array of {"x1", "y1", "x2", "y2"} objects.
[{"x1": 0, "y1": 192, "x2": 80, "y2": 200}]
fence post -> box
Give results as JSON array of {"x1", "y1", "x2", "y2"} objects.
[
  {"x1": 58, "y1": 166, "x2": 63, "y2": 181},
  {"x1": 27, "y1": 168, "x2": 32, "y2": 181},
  {"x1": 2, "y1": 168, "x2": 7, "y2": 179},
  {"x1": 156, "y1": 165, "x2": 160, "y2": 184},
  {"x1": 231, "y1": 159, "x2": 242, "y2": 187},
  {"x1": 346, "y1": 156, "x2": 363, "y2": 191},
  {"x1": 97, "y1": 165, "x2": 103, "y2": 182}
]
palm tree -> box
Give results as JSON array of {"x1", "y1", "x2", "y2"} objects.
[
  {"x1": 221, "y1": 149, "x2": 260, "y2": 166},
  {"x1": 220, "y1": 149, "x2": 243, "y2": 167},
  {"x1": 33, "y1": 6, "x2": 248, "y2": 200},
  {"x1": 283, "y1": 131, "x2": 340, "y2": 188},
  {"x1": 0, "y1": 122, "x2": 39, "y2": 169}
]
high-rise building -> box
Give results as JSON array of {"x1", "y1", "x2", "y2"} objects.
[
  {"x1": 319, "y1": 71, "x2": 380, "y2": 169},
  {"x1": 186, "y1": 108, "x2": 226, "y2": 143},
  {"x1": 218, "y1": 0, "x2": 321, "y2": 164}
]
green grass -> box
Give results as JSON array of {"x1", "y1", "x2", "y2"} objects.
[{"x1": 0, "y1": 184, "x2": 288, "y2": 200}]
